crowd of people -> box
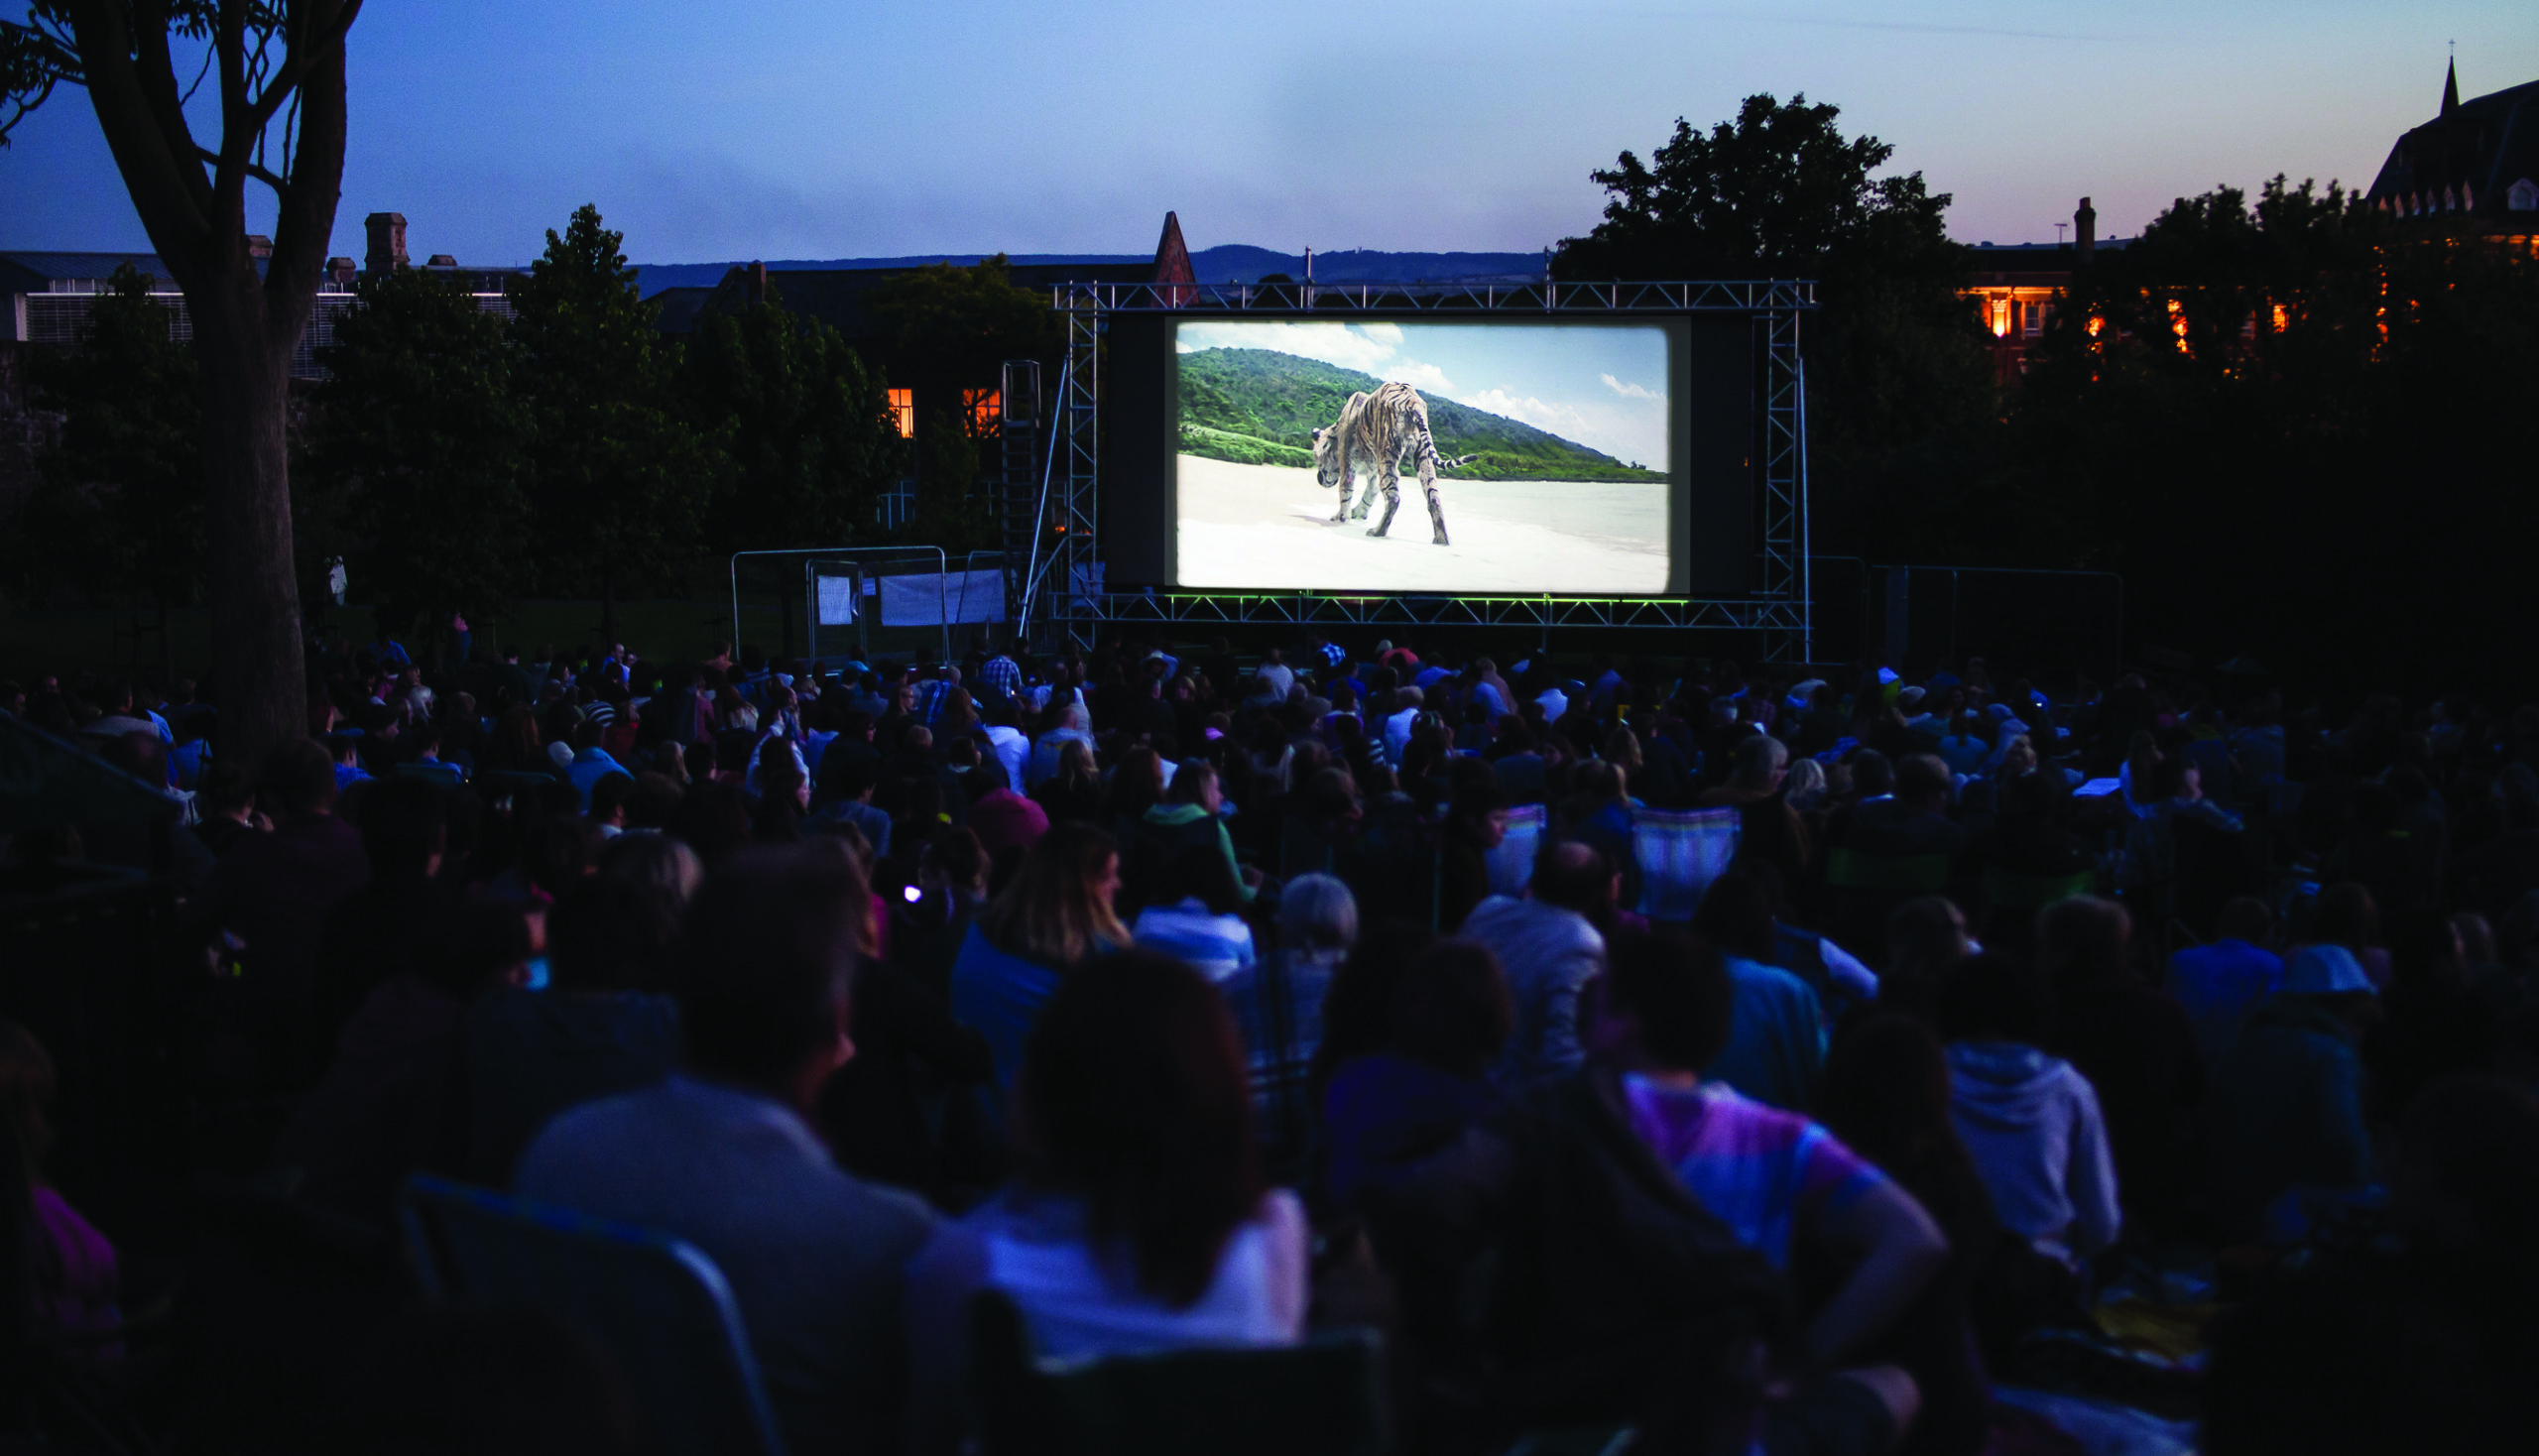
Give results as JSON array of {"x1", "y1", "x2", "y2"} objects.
[{"x1": 6, "y1": 629, "x2": 2539, "y2": 1454}]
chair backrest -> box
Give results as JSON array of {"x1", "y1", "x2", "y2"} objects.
[
  {"x1": 1487, "y1": 803, "x2": 1547, "y2": 898},
  {"x1": 1630, "y1": 807, "x2": 1742, "y2": 922},
  {"x1": 967, "y1": 1289, "x2": 1390, "y2": 1456},
  {"x1": 399, "y1": 1173, "x2": 787, "y2": 1456}
]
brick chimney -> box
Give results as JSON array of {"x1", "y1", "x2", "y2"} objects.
[
  {"x1": 244, "y1": 234, "x2": 273, "y2": 259},
  {"x1": 746, "y1": 261, "x2": 768, "y2": 307},
  {"x1": 325, "y1": 256, "x2": 358, "y2": 288},
  {"x1": 364, "y1": 211, "x2": 409, "y2": 275},
  {"x1": 424, "y1": 254, "x2": 457, "y2": 269},
  {"x1": 2075, "y1": 197, "x2": 2097, "y2": 264}
]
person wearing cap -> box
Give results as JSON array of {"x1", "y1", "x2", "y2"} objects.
[{"x1": 2206, "y1": 943, "x2": 2379, "y2": 1241}]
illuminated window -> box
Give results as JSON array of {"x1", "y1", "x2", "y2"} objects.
[
  {"x1": 963, "y1": 388, "x2": 1002, "y2": 434},
  {"x1": 2271, "y1": 303, "x2": 2289, "y2": 332},
  {"x1": 887, "y1": 388, "x2": 913, "y2": 438},
  {"x1": 1991, "y1": 298, "x2": 2011, "y2": 337}
]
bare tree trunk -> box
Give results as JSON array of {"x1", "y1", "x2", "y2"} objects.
[
  {"x1": 194, "y1": 296, "x2": 307, "y2": 762},
  {"x1": 56, "y1": 0, "x2": 353, "y2": 771}
]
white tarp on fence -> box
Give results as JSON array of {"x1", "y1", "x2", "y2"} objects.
[
  {"x1": 814, "y1": 574, "x2": 860, "y2": 626},
  {"x1": 879, "y1": 568, "x2": 1007, "y2": 626}
]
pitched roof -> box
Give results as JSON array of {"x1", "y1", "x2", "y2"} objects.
[
  {"x1": 2365, "y1": 70, "x2": 2539, "y2": 220},
  {"x1": 647, "y1": 285, "x2": 717, "y2": 336}
]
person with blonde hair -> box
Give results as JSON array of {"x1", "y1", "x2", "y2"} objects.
[{"x1": 951, "y1": 823, "x2": 1131, "y2": 1102}]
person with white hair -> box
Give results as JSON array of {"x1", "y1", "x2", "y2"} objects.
[{"x1": 1221, "y1": 873, "x2": 1360, "y2": 1160}]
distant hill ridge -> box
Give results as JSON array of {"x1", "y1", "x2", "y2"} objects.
[
  {"x1": 1179, "y1": 347, "x2": 1663, "y2": 484},
  {"x1": 633, "y1": 245, "x2": 1549, "y2": 295}
]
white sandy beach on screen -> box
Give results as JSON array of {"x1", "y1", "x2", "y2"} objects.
[{"x1": 1173, "y1": 455, "x2": 1670, "y2": 594}]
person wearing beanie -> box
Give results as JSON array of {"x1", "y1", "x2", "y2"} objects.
[{"x1": 2206, "y1": 943, "x2": 2379, "y2": 1241}]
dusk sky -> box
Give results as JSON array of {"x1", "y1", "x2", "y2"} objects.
[{"x1": 4, "y1": 0, "x2": 2534, "y2": 269}]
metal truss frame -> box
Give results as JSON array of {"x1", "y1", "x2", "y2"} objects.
[{"x1": 1047, "y1": 279, "x2": 1817, "y2": 658}]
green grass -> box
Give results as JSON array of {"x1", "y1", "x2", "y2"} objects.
[{"x1": 1179, "y1": 422, "x2": 1317, "y2": 469}]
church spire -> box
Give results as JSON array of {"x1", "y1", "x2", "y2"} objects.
[{"x1": 2443, "y1": 56, "x2": 2460, "y2": 116}]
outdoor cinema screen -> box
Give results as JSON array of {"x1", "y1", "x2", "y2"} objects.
[{"x1": 1168, "y1": 317, "x2": 1698, "y2": 595}]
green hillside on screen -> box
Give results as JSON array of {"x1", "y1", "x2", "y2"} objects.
[{"x1": 1176, "y1": 347, "x2": 1666, "y2": 484}]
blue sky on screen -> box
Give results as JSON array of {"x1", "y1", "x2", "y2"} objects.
[
  {"x1": 1177, "y1": 321, "x2": 1672, "y2": 471},
  {"x1": 2, "y1": 1, "x2": 2531, "y2": 264}
]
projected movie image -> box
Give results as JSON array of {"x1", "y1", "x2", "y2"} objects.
[{"x1": 1174, "y1": 320, "x2": 1673, "y2": 593}]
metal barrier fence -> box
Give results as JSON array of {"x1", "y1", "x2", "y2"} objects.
[{"x1": 728, "y1": 547, "x2": 1011, "y2": 666}]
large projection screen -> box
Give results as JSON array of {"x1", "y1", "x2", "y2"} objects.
[{"x1": 1163, "y1": 316, "x2": 1709, "y2": 596}]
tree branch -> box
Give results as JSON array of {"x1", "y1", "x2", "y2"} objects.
[
  {"x1": 262, "y1": 0, "x2": 350, "y2": 335},
  {"x1": 240, "y1": 0, "x2": 359, "y2": 142},
  {"x1": 200, "y1": 141, "x2": 283, "y2": 191},
  {"x1": 60, "y1": 0, "x2": 215, "y2": 277}
]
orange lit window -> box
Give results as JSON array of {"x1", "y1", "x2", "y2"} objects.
[
  {"x1": 963, "y1": 388, "x2": 1002, "y2": 433},
  {"x1": 887, "y1": 388, "x2": 913, "y2": 438},
  {"x1": 1991, "y1": 298, "x2": 2011, "y2": 337},
  {"x1": 2271, "y1": 303, "x2": 2289, "y2": 332}
]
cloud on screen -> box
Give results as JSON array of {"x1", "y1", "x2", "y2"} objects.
[{"x1": 1602, "y1": 373, "x2": 1659, "y2": 400}]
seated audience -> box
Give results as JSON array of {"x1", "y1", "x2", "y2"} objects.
[
  {"x1": 2169, "y1": 896, "x2": 2285, "y2": 1068},
  {"x1": 1938, "y1": 951, "x2": 2121, "y2": 1274},
  {"x1": 1221, "y1": 873, "x2": 1358, "y2": 1160},
  {"x1": 0, "y1": 1022, "x2": 121, "y2": 1360},
  {"x1": 905, "y1": 949, "x2": 1307, "y2": 1453},
  {"x1": 949, "y1": 823, "x2": 1130, "y2": 1102},
  {"x1": 2206, "y1": 943, "x2": 2378, "y2": 1242},
  {"x1": 515, "y1": 842, "x2": 936, "y2": 1456},
  {"x1": 463, "y1": 876, "x2": 683, "y2": 1186},
  {"x1": 1690, "y1": 869, "x2": 1828, "y2": 1111},
  {"x1": 1131, "y1": 844, "x2": 1258, "y2": 982},
  {"x1": 1322, "y1": 938, "x2": 1511, "y2": 1212},
  {"x1": 1460, "y1": 840, "x2": 1612, "y2": 1084}
]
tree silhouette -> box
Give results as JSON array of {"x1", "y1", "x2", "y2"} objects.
[
  {"x1": 311, "y1": 265, "x2": 533, "y2": 642},
  {"x1": 5, "y1": 0, "x2": 364, "y2": 761},
  {"x1": 508, "y1": 204, "x2": 718, "y2": 645}
]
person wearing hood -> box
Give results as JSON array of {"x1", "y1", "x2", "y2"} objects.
[
  {"x1": 2206, "y1": 944, "x2": 2378, "y2": 1242},
  {"x1": 1134, "y1": 760, "x2": 1256, "y2": 906},
  {"x1": 1939, "y1": 951, "x2": 2120, "y2": 1272}
]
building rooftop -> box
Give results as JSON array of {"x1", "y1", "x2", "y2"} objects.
[{"x1": 2365, "y1": 62, "x2": 2539, "y2": 221}]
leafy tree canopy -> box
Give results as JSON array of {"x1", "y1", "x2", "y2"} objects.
[
  {"x1": 1555, "y1": 92, "x2": 1957, "y2": 283},
  {"x1": 1556, "y1": 92, "x2": 1995, "y2": 561},
  {"x1": 509, "y1": 203, "x2": 720, "y2": 639},
  {"x1": 8, "y1": 265, "x2": 202, "y2": 610},
  {"x1": 867, "y1": 253, "x2": 1059, "y2": 425},
  {"x1": 680, "y1": 283, "x2": 905, "y2": 555},
  {"x1": 311, "y1": 265, "x2": 534, "y2": 636}
]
